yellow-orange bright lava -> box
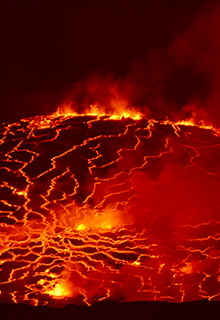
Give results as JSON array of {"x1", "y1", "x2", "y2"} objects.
[{"x1": 0, "y1": 108, "x2": 220, "y2": 306}]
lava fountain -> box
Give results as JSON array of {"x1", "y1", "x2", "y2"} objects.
[{"x1": 0, "y1": 107, "x2": 220, "y2": 307}]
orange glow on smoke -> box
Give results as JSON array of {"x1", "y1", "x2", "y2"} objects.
[
  {"x1": 46, "y1": 282, "x2": 70, "y2": 299},
  {"x1": 75, "y1": 209, "x2": 126, "y2": 231},
  {"x1": 0, "y1": 107, "x2": 220, "y2": 306},
  {"x1": 57, "y1": 103, "x2": 143, "y2": 121},
  {"x1": 179, "y1": 263, "x2": 194, "y2": 275}
]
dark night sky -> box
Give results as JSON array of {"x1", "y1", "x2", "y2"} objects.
[{"x1": 0, "y1": 0, "x2": 213, "y2": 121}]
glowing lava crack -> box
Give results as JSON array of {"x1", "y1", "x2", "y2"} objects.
[{"x1": 0, "y1": 111, "x2": 220, "y2": 306}]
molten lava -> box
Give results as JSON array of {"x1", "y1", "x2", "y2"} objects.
[{"x1": 0, "y1": 108, "x2": 220, "y2": 306}]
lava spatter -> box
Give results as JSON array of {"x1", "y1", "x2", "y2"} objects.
[{"x1": 0, "y1": 110, "x2": 220, "y2": 306}]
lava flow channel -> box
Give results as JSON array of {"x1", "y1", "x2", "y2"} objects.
[{"x1": 0, "y1": 110, "x2": 220, "y2": 306}]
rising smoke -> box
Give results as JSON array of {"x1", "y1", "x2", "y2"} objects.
[{"x1": 61, "y1": 0, "x2": 220, "y2": 127}]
